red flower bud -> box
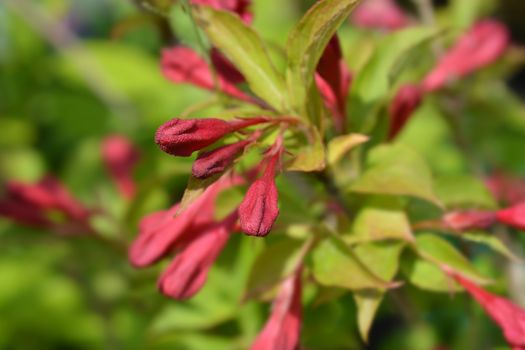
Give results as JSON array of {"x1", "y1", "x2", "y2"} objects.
[
  {"x1": 497, "y1": 202, "x2": 525, "y2": 231},
  {"x1": 192, "y1": 139, "x2": 251, "y2": 179},
  {"x1": 101, "y1": 135, "x2": 140, "y2": 199},
  {"x1": 239, "y1": 143, "x2": 281, "y2": 236},
  {"x1": 155, "y1": 117, "x2": 265, "y2": 157},
  {"x1": 452, "y1": 273, "x2": 525, "y2": 349},
  {"x1": 443, "y1": 210, "x2": 497, "y2": 232},
  {"x1": 192, "y1": 0, "x2": 252, "y2": 24},
  {"x1": 486, "y1": 172, "x2": 525, "y2": 206},
  {"x1": 158, "y1": 214, "x2": 235, "y2": 300},
  {"x1": 423, "y1": 20, "x2": 509, "y2": 92},
  {"x1": 251, "y1": 269, "x2": 302, "y2": 350},
  {"x1": 351, "y1": 0, "x2": 409, "y2": 31},
  {"x1": 388, "y1": 84, "x2": 423, "y2": 140},
  {"x1": 316, "y1": 35, "x2": 353, "y2": 133},
  {"x1": 129, "y1": 175, "x2": 242, "y2": 267},
  {"x1": 211, "y1": 47, "x2": 246, "y2": 85},
  {"x1": 161, "y1": 46, "x2": 253, "y2": 102}
]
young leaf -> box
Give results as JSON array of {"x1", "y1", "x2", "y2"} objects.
[
  {"x1": 461, "y1": 231, "x2": 522, "y2": 262},
  {"x1": 347, "y1": 196, "x2": 414, "y2": 243},
  {"x1": 327, "y1": 133, "x2": 369, "y2": 166},
  {"x1": 286, "y1": 0, "x2": 360, "y2": 124},
  {"x1": 311, "y1": 235, "x2": 391, "y2": 290},
  {"x1": 349, "y1": 144, "x2": 441, "y2": 206},
  {"x1": 193, "y1": 6, "x2": 287, "y2": 110},
  {"x1": 285, "y1": 128, "x2": 326, "y2": 172},
  {"x1": 414, "y1": 233, "x2": 492, "y2": 285},
  {"x1": 435, "y1": 175, "x2": 497, "y2": 210},
  {"x1": 353, "y1": 242, "x2": 405, "y2": 342}
]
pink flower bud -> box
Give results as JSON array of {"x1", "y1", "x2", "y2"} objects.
[
  {"x1": 239, "y1": 146, "x2": 281, "y2": 236},
  {"x1": 316, "y1": 35, "x2": 353, "y2": 132},
  {"x1": 129, "y1": 174, "x2": 243, "y2": 267},
  {"x1": 0, "y1": 176, "x2": 91, "y2": 231},
  {"x1": 443, "y1": 210, "x2": 497, "y2": 232},
  {"x1": 251, "y1": 270, "x2": 302, "y2": 350},
  {"x1": 497, "y1": 202, "x2": 525, "y2": 231},
  {"x1": 423, "y1": 20, "x2": 509, "y2": 92},
  {"x1": 388, "y1": 84, "x2": 423, "y2": 140},
  {"x1": 155, "y1": 117, "x2": 265, "y2": 157},
  {"x1": 192, "y1": 139, "x2": 251, "y2": 179},
  {"x1": 211, "y1": 47, "x2": 246, "y2": 85},
  {"x1": 192, "y1": 0, "x2": 252, "y2": 24},
  {"x1": 486, "y1": 172, "x2": 525, "y2": 206},
  {"x1": 452, "y1": 274, "x2": 525, "y2": 349},
  {"x1": 351, "y1": 0, "x2": 409, "y2": 31},
  {"x1": 101, "y1": 135, "x2": 140, "y2": 199},
  {"x1": 161, "y1": 46, "x2": 253, "y2": 102},
  {"x1": 158, "y1": 215, "x2": 235, "y2": 300}
]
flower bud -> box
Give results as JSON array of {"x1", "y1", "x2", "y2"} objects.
[
  {"x1": 101, "y1": 135, "x2": 140, "y2": 199},
  {"x1": 192, "y1": 139, "x2": 250, "y2": 179},
  {"x1": 388, "y1": 84, "x2": 423, "y2": 140},
  {"x1": 351, "y1": 0, "x2": 409, "y2": 31},
  {"x1": 496, "y1": 202, "x2": 525, "y2": 231},
  {"x1": 423, "y1": 20, "x2": 509, "y2": 92},
  {"x1": 443, "y1": 210, "x2": 497, "y2": 232},
  {"x1": 251, "y1": 269, "x2": 302, "y2": 350},
  {"x1": 156, "y1": 117, "x2": 266, "y2": 157},
  {"x1": 239, "y1": 147, "x2": 281, "y2": 237},
  {"x1": 211, "y1": 47, "x2": 245, "y2": 85}
]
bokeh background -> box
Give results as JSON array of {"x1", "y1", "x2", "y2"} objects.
[{"x1": 1, "y1": 0, "x2": 525, "y2": 349}]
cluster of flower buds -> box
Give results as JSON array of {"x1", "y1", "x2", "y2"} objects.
[
  {"x1": 0, "y1": 176, "x2": 92, "y2": 234},
  {"x1": 387, "y1": 19, "x2": 509, "y2": 140},
  {"x1": 445, "y1": 271, "x2": 525, "y2": 349}
]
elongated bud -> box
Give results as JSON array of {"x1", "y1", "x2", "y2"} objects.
[
  {"x1": 388, "y1": 84, "x2": 423, "y2": 140},
  {"x1": 351, "y1": 0, "x2": 409, "y2": 31},
  {"x1": 155, "y1": 117, "x2": 265, "y2": 157},
  {"x1": 101, "y1": 135, "x2": 140, "y2": 199},
  {"x1": 211, "y1": 48, "x2": 246, "y2": 85},
  {"x1": 496, "y1": 202, "x2": 525, "y2": 231},
  {"x1": 192, "y1": 139, "x2": 251, "y2": 179},
  {"x1": 239, "y1": 142, "x2": 281, "y2": 236},
  {"x1": 451, "y1": 273, "x2": 525, "y2": 349},
  {"x1": 423, "y1": 20, "x2": 509, "y2": 92},
  {"x1": 443, "y1": 210, "x2": 497, "y2": 232}
]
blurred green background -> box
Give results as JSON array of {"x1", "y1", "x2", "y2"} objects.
[{"x1": 1, "y1": 0, "x2": 525, "y2": 349}]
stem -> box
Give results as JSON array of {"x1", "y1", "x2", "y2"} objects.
[
  {"x1": 411, "y1": 0, "x2": 435, "y2": 26},
  {"x1": 316, "y1": 170, "x2": 354, "y2": 218}
]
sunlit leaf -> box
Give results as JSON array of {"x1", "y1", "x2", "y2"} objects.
[
  {"x1": 435, "y1": 175, "x2": 497, "y2": 210},
  {"x1": 327, "y1": 133, "x2": 369, "y2": 166}
]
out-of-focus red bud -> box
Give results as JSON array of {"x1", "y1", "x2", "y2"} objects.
[
  {"x1": 423, "y1": 20, "x2": 509, "y2": 92},
  {"x1": 251, "y1": 269, "x2": 302, "y2": 350},
  {"x1": 486, "y1": 172, "x2": 525, "y2": 206},
  {"x1": 101, "y1": 135, "x2": 140, "y2": 199},
  {"x1": 497, "y1": 202, "x2": 525, "y2": 231},
  {"x1": 129, "y1": 175, "x2": 242, "y2": 267},
  {"x1": 388, "y1": 84, "x2": 423, "y2": 140},
  {"x1": 351, "y1": 0, "x2": 409, "y2": 31},
  {"x1": 161, "y1": 46, "x2": 253, "y2": 102},
  {"x1": 316, "y1": 35, "x2": 353, "y2": 133},
  {"x1": 211, "y1": 47, "x2": 246, "y2": 85},
  {"x1": 443, "y1": 210, "x2": 497, "y2": 231},
  {"x1": 192, "y1": 0, "x2": 252, "y2": 24},
  {"x1": 239, "y1": 145, "x2": 281, "y2": 236},
  {"x1": 0, "y1": 177, "x2": 91, "y2": 231},
  {"x1": 192, "y1": 139, "x2": 251, "y2": 179},
  {"x1": 158, "y1": 215, "x2": 235, "y2": 299},
  {"x1": 155, "y1": 117, "x2": 265, "y2": 157},
  {"x1": 452, "y1": 274, "x2": 525, "y2": 349}
]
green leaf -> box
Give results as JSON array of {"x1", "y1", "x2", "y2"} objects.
[
  {"x1": 311, "y1": 235, "x2": 391, "y2": 291},
  {"x1": 349, "y1": 144, "x2": 441, "y2": 206},
  {"x1": 435, "y1": 175, "x2": 497, "y2": 210},
  {"x1": 347, "y1": 196, "x2": 414, "y2": 244},
  {"x1": 353, "y1": 242, "x2": 405, "y2": 342},
  {"x1": 327, "y1": 133, "x2": 369, "y2": 166},
  {"x1": 244, "y1": 238, "x2": 305, "y2": 299},
  {"x1": 286, "y1": 128, "x2": 326, "y2": 172},
  {"x1": 402, "y1": 253, "x2": 460, "y2": 292},
  {"x1": 351, "y1": 27, "x2": 437, "y2": 105},
  {"x1": 286, "y1": 0, "x2": 360, "y2": 124},
  {"x1": 193, "y1": 6, "x2": 287, "y2": 110},
  {"x1": 405, "y1": 233, "x2": 491, "y2": 291},
  {"x1": 462, "y1": 231, "x2": 522, "y2": 262}
]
